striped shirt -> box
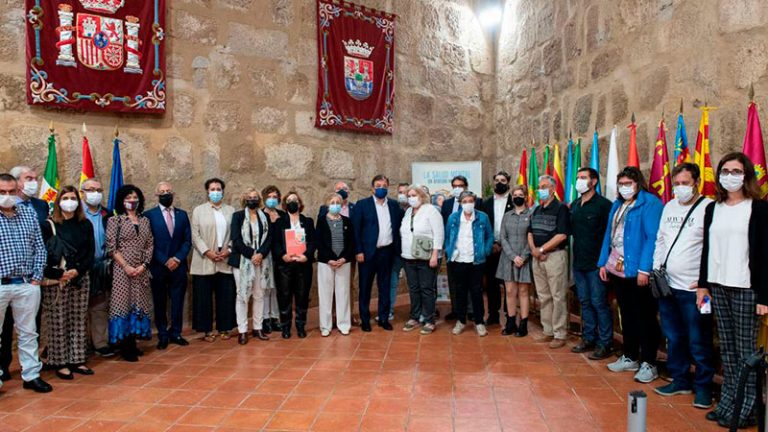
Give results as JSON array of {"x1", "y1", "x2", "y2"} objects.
[
  {"x1": 328, "y1": 217, "x2": 345, "y2": 257},
  {"x1": 0, "y1": 205, "x2": 46, "y2": 281}
]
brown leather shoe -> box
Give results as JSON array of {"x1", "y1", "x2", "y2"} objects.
[
  {"x1": 238, "y1": 333, "x2": 248, "y2": 345},
  {"x1": 253, "y1": 330, "x2": 269, "y2": 341},
  {"x1": 549, "y1": 338, "x2": 567, "y2": 349}
]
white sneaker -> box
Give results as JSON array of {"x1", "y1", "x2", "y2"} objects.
[
  {"x1": 321, "y1": 329, "x2": 330, "y2": 337},
  {"x1": 452, "y1": 322, "x2": 466, "y2": 335},
  {"x1": 607, "y1": 355, "x2": 640, "y2": 373},
  {"x1": 475, "y1": 324, "x2": 488, "y2": 337},
  {"x1": 633, "y1": 362, "x2": 659, "y2": 383}
]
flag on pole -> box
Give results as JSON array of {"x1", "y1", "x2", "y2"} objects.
[
  {"x1": 553, "y1": 143, "x2": 565, "y2": 201},
  {"x1": 39, "y1": 130, "x2": 60, "y2": 204},
  {"x1": 590, "y1": 130, "x2": 601, "y2": 195},
  {"x1": 650, "y1": 119, "x2": 672, "y2": 204},
  {"x1": 627, "y1": 114, "x2": 640, "y2": 168},
  {"x1": 568, "y1": 138, "x2": 582, "y2": 202},
  {"x1": 516, "y1": 148, "x2": 528, "y2": 187},
  {"x1": 742, "y1": 100, "x2": 768, "y2": 199},
  {"x1": 528, "y1": 147, "x2": 539, "y2": 206},
  {"x1": 107, "y1": 137, "x2": 124, "y2": 212},
  {"x1": 673, "y1": 103, "x2": 690, "y2": 166},
  {"x1": 564, "y1": 135, "x2": 574, "y2": 202},
  {"x1": 694, "y1": 106, "x2": 717, "y2": 198},
  {"x1": 80, "y1": 126, "x2": 95, "y2": 188},
  {"x1": 542, "y1": 145, "x2": 552, "y2": 175},
  {"x1": 606, "y1": 126, "x2": 620, "y2": 201}
]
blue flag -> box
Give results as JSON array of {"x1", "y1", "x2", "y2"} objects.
[
  {"x1": 564, "y1": 137, "x2": 574, "y2": 202},
  {"x1": 590, "y1": 130, "x2": 601, "y2": 195},
  {"x1": 107, "y1": 138, "x2": 124, "y2": 212},
  {"x1": 673, "y1": 113, "x2": 690, "y2": 166}
]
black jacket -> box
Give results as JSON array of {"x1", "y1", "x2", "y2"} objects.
[
  {"x1": 41, "y1": 218, "x2": 95, "y2": 280},
  {"x1": 698, "y1": 199, "x2": 768, "y2": 305},
  {"x1": 315, "y1": 215, "x2": 355, "y2": 263},
  {"x1": 271, "y1": 213, "x2": 316, "y2": 265},
  {"x1": 228, "y1": 209, "x2": 273, "y2": 268}
]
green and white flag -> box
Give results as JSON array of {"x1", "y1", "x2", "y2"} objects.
[{"x1": 39, "y1": 132, "x2": 59, "y2": 203}]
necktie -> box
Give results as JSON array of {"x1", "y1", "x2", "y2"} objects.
[{"x1": 164, "y1": 208, "x2": 174, "y2": 236}]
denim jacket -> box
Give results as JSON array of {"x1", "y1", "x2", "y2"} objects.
[{"x1": 444, "y1": 210, "x2": 494, "y2": 265}]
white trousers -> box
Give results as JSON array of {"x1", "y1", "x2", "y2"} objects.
[
  {"x1": 0, "y1": 283, "x2": 42, "y2": 385},
  {"x1": 317, "y1": 262, "x2": 351, "y2": 333},
  {"x1": 263, "y1": 288, "x2": 279, "y2": 320},
  {"x1": 233, "y1": 268, "x2": 265, "y2": 334}
]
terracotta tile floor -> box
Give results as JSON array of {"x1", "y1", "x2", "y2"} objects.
[{"x1": 0, "y1": 311, "x2": 753, "y2": 432}]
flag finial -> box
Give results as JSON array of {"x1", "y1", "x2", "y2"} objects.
[
  {"x1": 661, "y1": 109, "x2": 665, "y2": 121},
  {"x1": 749, "y1": 83, "x2": 755, "y2": 102},
  {"x1": 48, "y1": 121, "x2": 54, "y2": 133},
  {"x1": 114, "y1": 125, "x2": 119, "y2": 138},
  {"x1": 679, "y1": 98, "x2": 684, "y2": 114},
  {"x1": 82, "y1": 123, "x2": 87, "y2": 135},
  {"x1": 631, "y1": 112, "x2": 636, "y2": 124}
]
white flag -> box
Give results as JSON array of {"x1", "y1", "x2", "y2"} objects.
[{"x1": 605, "y1": 125, "x2": 620, "y2": 202}]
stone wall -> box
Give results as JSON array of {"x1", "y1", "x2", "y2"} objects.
[
  {"x1": 494, "y1": 0, "x2": 768, "y2": 177},
  {"x1": 0, "y1": 0, "x2": 496, "y2": 217}
]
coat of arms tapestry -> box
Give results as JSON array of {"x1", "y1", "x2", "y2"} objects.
[
  {"x1": 26, "y1": 0, "x2": 166, "y2": 113},
  {"x1": 315, "y1": 0, "x2": 396, "y2": 134}
]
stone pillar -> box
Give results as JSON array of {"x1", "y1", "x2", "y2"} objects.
[
  {"x1": 124, "y1": 16, "x2": 142, "y2": 74},
  {"x1": 55, "y1": 4, "x2": 76, "y2": 67}
]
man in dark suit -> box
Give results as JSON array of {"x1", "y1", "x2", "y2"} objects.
[
  {"x1": 481, "y1": 171, "x2": 514, "y2": 326},
  {"x1": 145, "y1": 182, "x2": 193, "y2": 349},
  {"x1": 0, "y1": 166, "x2": 49, "y2": 381},
  {"x1": 317, "y1": 181, "x2": 356, "y2": 220},
  {"x1": 351, "y1": 175, "x2": 403, "y2": 332}
]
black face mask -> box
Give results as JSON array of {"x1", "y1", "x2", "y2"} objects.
[
  {"x1": 286, "y1": 201, "x2": 300, "y2": 214},
  {"x1": 494, "y1": 183, "x2": 509, "y2": 194},
  {"x1": 246, "y1": 199, "x2": 260, "y2": 210},
  {"x1": 158, "y1": 193, "x2": 174, "y2": 207},
  {"x1": 337, "y1": 189, "x2": 349, "y2": 200},
  {"x1": 512, "y1": 196, "x2": 526, "y2": 207}
]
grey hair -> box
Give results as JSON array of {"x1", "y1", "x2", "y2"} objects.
[
  {"x1": 458, "y1": 190, "x2": 477, "y2": 202},
  {"x1": 538, "y1": 175, "x2": 556, "y2": 187},
  {"x1": 9, "y1": 166, "x2": 32, "y2": 180},
  {"x1": 80, "y1": 178, "x2": 102, "y2": 190}
]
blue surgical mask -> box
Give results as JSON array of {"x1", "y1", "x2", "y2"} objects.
[
  {"x1": 337, "y1": 189, "x2": 349, "y2": 200},
  {"x1": 374, "y1": 187, "x2": 388, "y2": 199},
  {"x1": 209, "y1": 191, "x2": 223, "y2": 204},
  {"x1": 538, "y1": 189, "x2": 550, "y2": 201},
  {"x1": 265, "y1": 197, "x2": 279, "y2": 209},
  {"x1": 328, "y1": 204, "x2": 342, "y2": 215}
]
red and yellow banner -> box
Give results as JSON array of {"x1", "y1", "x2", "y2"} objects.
[
  {"x1": 694, "y1": 106, "x2": 716, "y2": 198},
  {"x1": 650, "y1": 120, "x2": 672, "y2": 204}
]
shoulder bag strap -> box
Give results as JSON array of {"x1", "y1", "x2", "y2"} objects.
[{"x1": 661, "y1": 197, "x2": 705, "y2": 268}]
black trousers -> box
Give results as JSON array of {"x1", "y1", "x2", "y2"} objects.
[
  {"x1": 192, "y1": 273, "x2": 236, "y2": 334},
  {"x1": 358, "y1": 245, "x2": 394, "y2": 324},
  {"x1": 449, "y1": 262, "x2": 486, "y2": 324},
  {"x1": 610, "y1": 274, "x2": 660, "y2": 365},
  {"x1": 0, "y1": 307, "x2": 11, "y2": 371},
  {"x1": 151, "y1": 266, "x2": 188, "y2": 340},
  {"x1": 484, "y1": 249, "x2": 503, "y2": 320},
  {"x1": 275, "y1": 263, "x2": 312, "y2": 326}
]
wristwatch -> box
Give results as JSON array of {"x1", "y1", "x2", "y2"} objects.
[{"x1": 539, "y1": 247, "x2": 545, "y2": 254}]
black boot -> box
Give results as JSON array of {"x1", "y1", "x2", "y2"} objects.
[
  {"x1": 296, "y1": 323, "x2": 307, "y2": 339},
  {"x1": 281, "y1": 324, "x2": 291, "y2": 339},
  {"x1": 515, "y1": 318, "x2": 528, "y2": 337},
  {"x1": 501, "y1": 315, "x2": 518, "y2": 336},
  {"x1": 261, "y1": 319, "x2": 272, "y2": 335},
  {"x1": 121, "y1": 337, "x2": 138, "y2": 362}
]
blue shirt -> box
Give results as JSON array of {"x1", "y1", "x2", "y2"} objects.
[
  {"x1": 85, "y1": 205, "x2": 107, "y2": 261},
  {"x1": 0, "y1": 205, "x2": 46, "y2": 281}
]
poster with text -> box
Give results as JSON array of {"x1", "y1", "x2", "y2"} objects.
[{"x1": 412, "y1": 161, "x2": 484, "y2": 198}]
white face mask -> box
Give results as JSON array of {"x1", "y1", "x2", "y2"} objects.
[
  {"x1": 0, "y1": 194, "x2": 16, "y2": 209},
  {"x1": 85, "y1": 192, "x2": 103, "y2": 207},
  {"x1": 461, "y1": 203, "x2": 474, "y2": 214},
  {"x1": 22, "y1": 180, "x2": 38, "y2": 197},
  {"x1": 60, "y1": 199, "x2": 79, "y2": 213},
  {"x1": 575, "y1": 178, "x2": 590, "y2": 194},
  {"x1": 397, "y1": 193, "x2": 407, "y2": 203},
  {"x1": 619, "y1": 185, "x2": 636, "y2": 200},
  {"x1": 452, "y1": 187, "x2": 463, "y2": 198},
  {"x1": 673, "y1": 185, "x2": 694, "y2": 203},
  {"x1": 407, "y1": 196, "x2": 421, "y2": 208},
  {"x1": 719, "y1": 174, "x2": 744, "y2": 193}
]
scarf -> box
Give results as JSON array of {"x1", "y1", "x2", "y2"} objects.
[{"x1": 238, "y1": 209, "x2": 274, "y2": 301}]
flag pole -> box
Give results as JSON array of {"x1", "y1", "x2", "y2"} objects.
[
  {"x1": 680, "y1": 98, "x2": 683, "y2": 115},
  {"x1": 49, "y1": 121, "x2": 54, "y2": 134},
  {"x1": 749, "y1": 83, "x2": 755, "y2": 103},
  {"x1": 114, "y1": 125, "x2": 120, "y2": 138},
  {"x1": 82, "y1": 122, "x2": 87, "y2": 136}
]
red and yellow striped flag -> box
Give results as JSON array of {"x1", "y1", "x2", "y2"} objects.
[
  {"x1": 80, "y1": 135, "x2": 95, "y2": 188},
  {"x1": 694, "y1": 106, "x2": 717, "y2": 198}
]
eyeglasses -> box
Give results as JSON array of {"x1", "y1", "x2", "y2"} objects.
[
  {"x1": 617, "y1": 181, "x2": 635, "y2": 187},
  {"x1": 82, "y1": 188, "x2": 103, "y2": 193},
  {"x1": 721, "y1": 169, "x2": 744, "y2": 176}
]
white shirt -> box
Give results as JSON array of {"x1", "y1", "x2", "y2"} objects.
[
  {"x1": 159, "y1": 204, "x2": 176, "y2": 225},
  {"x1": 213, "y1": 206, "x2": 227, "y2": 249},
  {"x1": 652, "y1": 197, "x2": 711, "y2": 291},
  {"x1": 453, "y1": 211, "x2": 475, "y2": 263},
  {"x1": 400, "y1": 204, "x2": 444, "y2": 259},
  {"x1": 493, "y1": 194, "x2": 509, "y2": 240},
  {"x1": 374, "y1": 198, "x2": 393, "y2": 248},
  {"x1": 708, "y1": 200, "x2": 752, "y2": 289},
  {"x1": 452, "y1": 198, "x2": 460, "y2": 214}
]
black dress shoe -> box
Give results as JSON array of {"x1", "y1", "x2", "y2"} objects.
[
  {"x1": 157, "y1": 338, "x2": 169, "y2": 350},
  {"x1": 282, "y1": 327, "x2": 291, "y2": 339},
  {"x1": 253, "y1": 330, "x2": 269, "y2": 341},
  {"x1": 23, "y1": 377, "x2": 53, "y2": 393},
  {"x1": 71, "y1": 366, "x2": 94, "y2": 375},
  {"x1": 297, "y1": 326, "x2": 307, "y2": 338},
  {"x1": 588, "y1": 346, "x2": 613, "y2": 360},
  {"x1": 238, "y1": 333, "x2": 248, "y2": 345},
  {"x1": 261, "y1": 320, "x2": 272, "y2": 334},
  {"x1": 0, "y1": 369, "x2": 11, "y2": 381},
  {"x1": 705, "y1": 411, "x2": 720, "y2": 422},
  {"x1": 571, "y1": 341, "x2": 597, "y2": 354},
  {"x1": 271, "y1": 319, "x2": 282, "y2": 332},
  {"x1": 170, "y1": 336, "x2": 190, "y2": 346},
  {"x1": 361, "y1": 322, "x2": 372, "y2": 332},
  {"x1": 377, "y1": 321, "x2": 393, "y2": 331},
  {"x1": 55, "y1": 369, "x2": 74, "y2": 380}
]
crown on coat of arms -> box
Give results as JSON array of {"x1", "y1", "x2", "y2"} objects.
[
  {"x1": 343, "y1": 39, "x2": 374, "y2": 58},
  {"x1": 79, "y1": 0, "x2": 125, "y2": 14}
]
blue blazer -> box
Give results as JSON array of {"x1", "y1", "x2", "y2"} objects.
[
  {"x1": 145, "y1": 206, "x2": 193, "y2": 277},
  {"x1": 351, "y1": 196, "x2": 403, "y2": 260},
  {"x1": 597, "y1": 190, "x2": 663, "y2": 277}
]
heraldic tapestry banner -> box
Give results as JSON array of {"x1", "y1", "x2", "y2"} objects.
[
  {"x1": 315, "y1": 0, "x2": 396, "y2": 134},
  {"x1": 26, "y1": 0, "x2": 166, "y2": 113}
]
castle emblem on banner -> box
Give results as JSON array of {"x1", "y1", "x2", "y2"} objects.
[{"x1": 343, "y1": 39, "x2": 374, "y2": 101}]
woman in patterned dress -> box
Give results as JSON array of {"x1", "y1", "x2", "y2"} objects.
[
  {"x1": 41, "y1": 186, "x2": 95, "y2": 379},
  {"x1": 106, "y1": 185, "x2": 154, "y2": 362}
]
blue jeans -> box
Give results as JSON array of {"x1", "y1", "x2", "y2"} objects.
[
  {"x1": 659, "y1": 289, "x2": 715, "y2": 392},
  {"x1": 573, "y1": 269, "x2": 613, "y2": 348}
]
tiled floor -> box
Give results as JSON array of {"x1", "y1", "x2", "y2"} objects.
[{"x1": 0, "y1": 312, "x2": 752, "y2": 431}]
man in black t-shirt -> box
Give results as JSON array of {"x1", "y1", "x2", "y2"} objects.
[{"x1": 527, "y1": 175, "x2": 569, "y2": 349}]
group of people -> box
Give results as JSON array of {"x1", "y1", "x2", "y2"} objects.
[{"x1": 0, "y1": 151, "x2": 766, "y2": 429}]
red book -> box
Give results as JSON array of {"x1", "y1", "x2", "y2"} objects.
[{"x1": 285, "y1": 229, "x2": 306, "y2": 256}]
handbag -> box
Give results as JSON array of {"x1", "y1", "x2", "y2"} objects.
[
  {"x1": 650, "y1": 197, "x2": 705, "y2": 299},
  {"x1": 409, "y1": 211, "x2": 433, "y2": 261},
  {"x1": 41, "y1": 220, "x2": 67, "y2": 287}
]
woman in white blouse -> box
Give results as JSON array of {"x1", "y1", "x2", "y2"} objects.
[{"x1": 400, "y1": 186, "x2": 444, "y2": 335}]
